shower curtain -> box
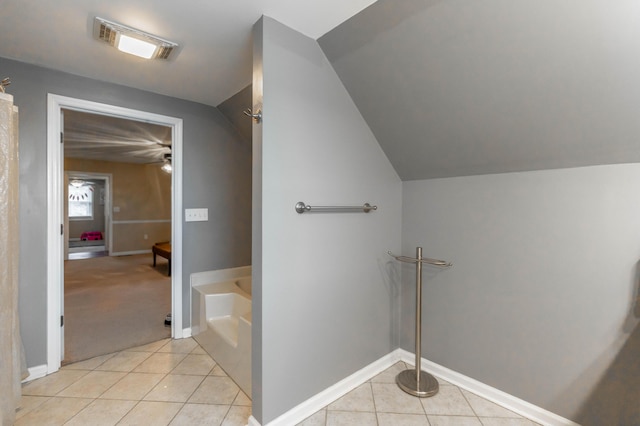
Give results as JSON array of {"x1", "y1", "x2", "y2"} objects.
[{"x1": 0, "y1": 91, "x2": 27, "y2": 425}]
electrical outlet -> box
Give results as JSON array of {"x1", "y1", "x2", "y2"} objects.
[{"x1": 185, "y1": 208, "x2": 208, "y2": 222}]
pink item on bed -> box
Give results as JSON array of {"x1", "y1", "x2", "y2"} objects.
[{"x1": 80, "y1": 231, "x2": 103, "y2": 241}]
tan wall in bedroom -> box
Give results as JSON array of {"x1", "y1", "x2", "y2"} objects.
[
  {"x1": 112, "y1": 222, "x2": 171, "y2": 252},
  {"x1": 65, "y1": 158, "x2": 171, "y2": 253}
]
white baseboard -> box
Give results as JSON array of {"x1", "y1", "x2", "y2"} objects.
[
  {"x1": 23, "y1": 332, "x2": 194, "y2": 384},
  {"x1": 110, "y1": 249, "x2": 152, "y2": 256},
  {"x1": 247, "y1": 416, "x2": 261, "y2": 426},
  {"x1": 261, "y1": 351, "x2": 401, "y2": 426},
  {"x1": 397, "y1": 349, "x2": 580, "y2": 426},
  {"x1": 22, "y1": 364, "x2": 48, "y2": 383},
  {"x1": 249, "y1": 349, "x2": 578, "y2": 426}
]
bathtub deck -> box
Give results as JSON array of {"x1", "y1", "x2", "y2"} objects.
[
  {"x1": 191, "y1": 270, "x2": 252, "y2": 397},
  {"x1": 207, "y1": 316, "x2": 240, "y2": 348}
]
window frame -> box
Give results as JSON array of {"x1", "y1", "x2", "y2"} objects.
[{"x1": 68, "y1": 184, "x2": 94, "y2": 221}]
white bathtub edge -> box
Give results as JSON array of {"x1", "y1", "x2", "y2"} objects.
[
  {"x1": 191, "y1": 267, "x2": 253, "y2": 397},
  {"x1": 191, "y1": 265, "x2": 252, "y2": 288}
]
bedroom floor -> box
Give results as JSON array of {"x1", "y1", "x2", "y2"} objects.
[
  {"x1": 17, "y1": 338, "x2": 542, "y2": 426},
  {"x1": 63, "y1": 254, "x2": 171, "y2": 364}
]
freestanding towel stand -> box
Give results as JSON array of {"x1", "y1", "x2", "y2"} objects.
[{"x1": 388, "y1": 247, "x2": 452, "y2": 397}]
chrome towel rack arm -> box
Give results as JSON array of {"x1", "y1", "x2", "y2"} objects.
[{"x1": 387, "y1": 251, "x2": 452, "y2": 267}]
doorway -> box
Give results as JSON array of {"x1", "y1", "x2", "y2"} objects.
[
  {"x1": 46, "y1": 94, "x2": 184, "y2": 372},
  {"x1": 65, "y1": 172, "x2": 111, "y2": 260}
]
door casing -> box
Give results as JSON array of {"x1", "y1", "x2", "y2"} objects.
[{"x1": 46, "y1": 94, "x2": 184, "y2": 372}]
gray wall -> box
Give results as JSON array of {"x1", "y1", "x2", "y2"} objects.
[
  {"x1": 253, "y1": 17, "x2": 402, "y2": 423},
  {"x1": 402, "y1": 164, "x2": 640, "y2": 422},
  {"x1": 251, "y1": 17, "x2": 265, "y2": 423},
  {"x1": 217, "y1": 85, "x2": 252, "y2": 145},
  {"x1": 2, "y1": 56, "x2": 252, "y2": 367},
  {"x1": 320, "y1": 0, "x2": 640, "y2": 180}
]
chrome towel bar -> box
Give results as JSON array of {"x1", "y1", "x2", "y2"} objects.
[{"x1": 295, "y1": 202, "x2": 377, "y2": 214}]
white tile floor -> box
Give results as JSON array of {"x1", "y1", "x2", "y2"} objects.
[
  {"x1": 18, "y1": 338, "x2": 541, "y2": 426},
  {"x1": 297, "y1": 362, "x2": 542, "y2": 426},
  {"x1": 17, "y1": 338, "x2": 250, "y2": 426}
]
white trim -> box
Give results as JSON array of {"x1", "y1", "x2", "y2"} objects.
[
  {"x1": 247, "y1": 416, "x2": 261, "y2": 426},
  {"x1": 47, "y1": 93, "x2": 184, "y2": 371},
  {"x1": 170, "y1": 118, "x2": 184, "y2": 338},
  {"x1": 264, "y1": 351, "x2": 400, "y2": 426},
  {"x1": 68, "y1": 216, "x2": 94, "y2": 221},
  {"x1": 112, "y1": 219, "x2": 171, "y2": 224},
  {"x1": 397, "y1": 350, "x2": 580, "y2": 426},
  {"x1": 110, "y1": 249, "x2": 152, "y2": 256},
  {"x1": 68, "y1": 245, "x2": 106, "y2": 254},
  {"x1": 253, "y1": 348, "x2": 577, "y2": 426},
  {"x1": 190, "y1": 266, "x2": 252, "y2": 287},
  {"x1": 47, "y1": 95, "x2": 64, "y2": 372},
  {"x1": 66, "y1": 171, "x2": 113, "y2": 254},
  {"x1": 182, "y1": 327, "x2": 192, "y2": 338},
  {"x1": 22, "y1": 365, "x2": 48, "y2": 383}
]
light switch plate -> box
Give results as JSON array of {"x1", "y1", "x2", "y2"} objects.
[{"x1": 185, "y1": 208, "x2": 208, "y2": 222}]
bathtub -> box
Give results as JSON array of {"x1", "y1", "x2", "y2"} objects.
[{"x1": 191, "y1": 266, "x2": 251, "y2": 396}]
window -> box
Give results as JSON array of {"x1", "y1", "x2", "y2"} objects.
[{"x1": 68, "y1": 184, "x2": 94, "y2": 220}]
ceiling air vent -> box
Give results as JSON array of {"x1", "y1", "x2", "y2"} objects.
[
  {"x1": 98, "y1": 24, "x2": 117, "y2": 46},
  {"x1": 156, "y1": 46, "x2": 174, "y2": 60},
  {"x1": 93, "y1": 17, "x2": 180, "y2": 61}
]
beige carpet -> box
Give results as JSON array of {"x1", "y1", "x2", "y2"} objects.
[{"x1": 63, "y1": 254, "x2": 171, "y2": 364}]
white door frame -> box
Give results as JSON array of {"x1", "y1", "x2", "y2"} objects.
[
  {"x1": 65, "y1": 171, "x2": 113, "y2": 256},
  {"x1": 47, "y1": 94, "x2": 184, "y2": 373}
]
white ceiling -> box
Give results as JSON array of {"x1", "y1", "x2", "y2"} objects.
[
  {"x1": 63, "y1": 109, "x2": 172, "y2": 164},
  {"x1": 0, "y1": 0, "x2": 376, "y2": 107}
]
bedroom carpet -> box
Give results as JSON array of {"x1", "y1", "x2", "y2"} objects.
[{"x1": 63, "y1": 254, "x2": 171, "y2": 364}]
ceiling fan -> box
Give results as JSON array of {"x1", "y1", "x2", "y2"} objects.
[{"x1": 160, "y1": 152, "x2": 172, "y2": 173}]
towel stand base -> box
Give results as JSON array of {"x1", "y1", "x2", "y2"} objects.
[{"x1": 396, "y1": 369, "x2": 439, "y2": 398}]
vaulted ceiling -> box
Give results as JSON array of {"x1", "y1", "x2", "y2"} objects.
[
  {"x1": 2, "y1": 0, "x2": 638, "y2": 179},
  {"x1": 320, "y1": 0, "x2": 640, "y2": 180}
]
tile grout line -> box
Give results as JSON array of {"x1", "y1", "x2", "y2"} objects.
[
  {"x1": 153, "y1": 338, "x2": 240, "y2": 425},
  {"x1": 117, "y1": 338, "x2": 189, "y2": 426},
  {"x1": 459, "y1": 385, "x2": 482, "y2": 422},
  {"x1": 367, "y1": 381, "x2": 380, "y2": 426},
  {"x1": 422, "y1": 367, "x2": 434, "y2": 426},
  {"x1": 25, "y1": 338, "x2": 252, "y2": 426},
  {"x1": 62, "y1": 347, "x2": 162, "y2": 426}
]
